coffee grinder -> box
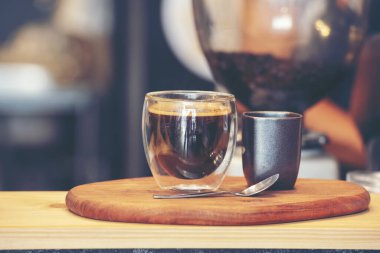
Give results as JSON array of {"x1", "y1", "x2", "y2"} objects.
[
  {"x1": 193, "y1": 0, "x2": 369, "y2": 146},
  {"x1": 192, "y1": 0, "x2": 370, "y2": 178}
]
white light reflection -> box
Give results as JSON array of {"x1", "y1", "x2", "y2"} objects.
[{"x1": 272, "y1": 15, "x2": 293, "y2": 31}]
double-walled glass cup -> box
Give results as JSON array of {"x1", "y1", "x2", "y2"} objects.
[{"x1": 142, "y1": 90, "x2": 237, "y2": 191}]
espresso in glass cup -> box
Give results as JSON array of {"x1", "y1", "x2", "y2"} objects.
[{"x1": 142, "y1": 90, "x2": 237, "y2": 191}]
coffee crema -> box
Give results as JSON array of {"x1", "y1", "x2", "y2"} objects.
[
  {"x1": 148, "y1": 101, "x2": 232, "y2": 116},
  {"x1": 147, "y1": 102, "x2": 232, "y2": 179}
]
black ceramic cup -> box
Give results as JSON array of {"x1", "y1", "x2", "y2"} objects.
[{"x1": 242, "y1": 111, "x2": 303, "y2": 190}]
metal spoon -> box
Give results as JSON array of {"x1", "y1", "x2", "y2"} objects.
[{"x1": 153, "y1": 174, "x2": 279, "y2": 199}]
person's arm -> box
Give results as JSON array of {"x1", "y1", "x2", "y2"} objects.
[{"x1": 304, "y1": 99, "x2": 366, "y2": 169}]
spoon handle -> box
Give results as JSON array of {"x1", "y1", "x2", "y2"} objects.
[
  {"x1": 153, "y1": 174, "x2": 279, "y2": 199},
  {"x1": 153, "y1": 191, "x2": 230, "y2": 199}
]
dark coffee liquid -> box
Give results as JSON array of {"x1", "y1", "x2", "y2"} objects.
[
  {"x1": 205, "y1": 51, "x2": 348, "y2": 113},
  {"x1": 147, "y1": 105, "x2": 231, "y2": 179}
]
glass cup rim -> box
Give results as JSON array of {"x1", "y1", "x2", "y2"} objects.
[
  {"x1": 243, "y1": 111, "x2": 303, "y2": 120},
  {"x1": 145, "y1": 90, "x2": 235, "y2": 102}
]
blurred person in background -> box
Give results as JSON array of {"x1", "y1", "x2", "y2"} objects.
[
  {"x1": 304, "y1": 34, "x2": 380, "y2": 173},
  {"x1": 303, "y1": 0, "x2": 380, "y2": 174}
]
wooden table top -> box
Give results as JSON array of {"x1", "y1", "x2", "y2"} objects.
[{"x1": 0, "y1": 190, "x2": 379, "y2": 250}]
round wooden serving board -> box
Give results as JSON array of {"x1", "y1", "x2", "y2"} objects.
[{"x1": 66, "y1": 177, "x2": 370, "y2": 226}]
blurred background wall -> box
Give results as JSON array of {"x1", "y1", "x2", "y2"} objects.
[
  {"x1": 0, "y1": 0, "x2": 379, "y2": 190},
  {"x1": 0, "y1": 0, "x2": 214, "y2": 190}
]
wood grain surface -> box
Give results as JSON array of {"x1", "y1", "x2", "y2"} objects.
[
  {"x1": 1, "y1": 191, "x2": 379, "y2": 250},
  {"x1": 66, "y1": 177, "x2": 370, "y2": 225}
]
